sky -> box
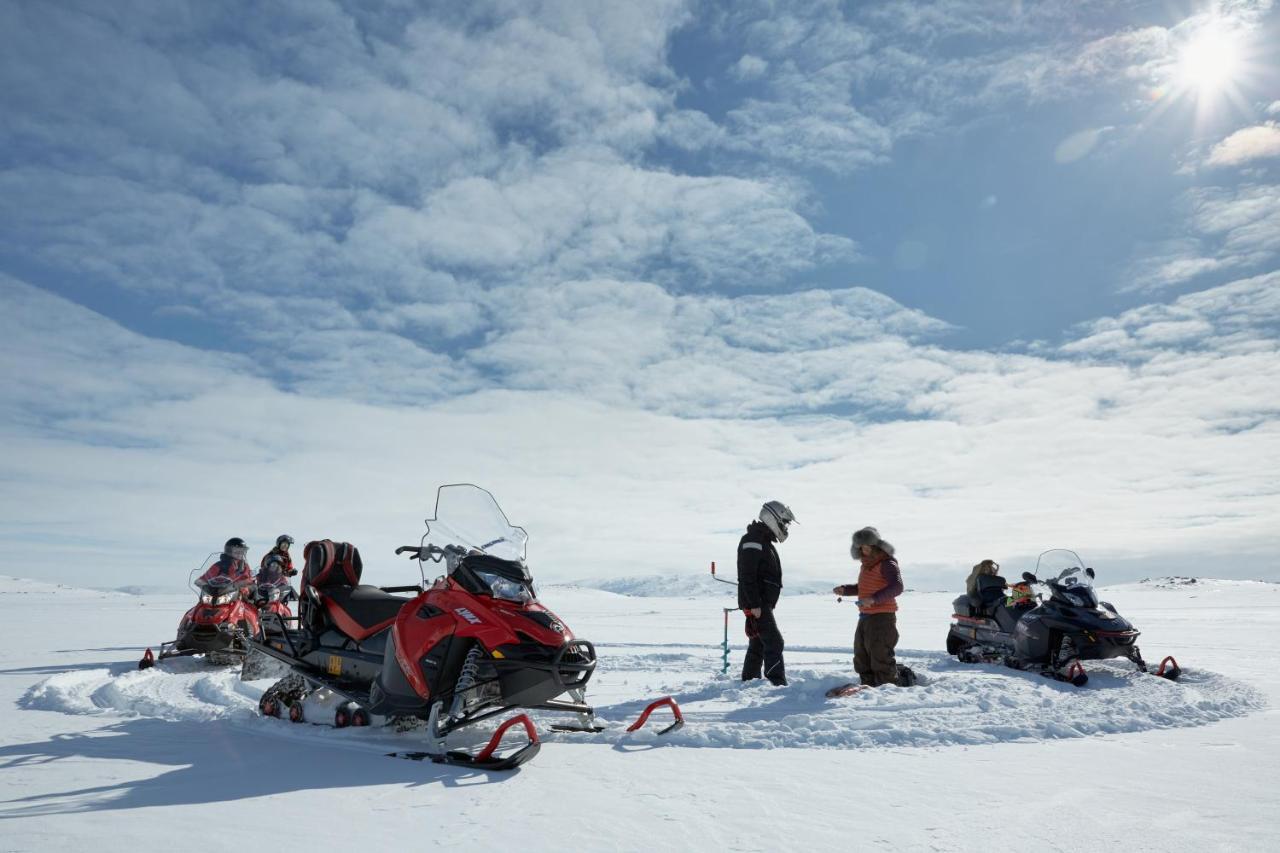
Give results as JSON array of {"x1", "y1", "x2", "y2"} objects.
[{"x1": 2, "y1": 0, "x2": 1279, "y2": 592}]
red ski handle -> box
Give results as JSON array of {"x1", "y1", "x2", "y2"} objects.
[
  {"x1": 1156, "y1": 656, "x2": 1180, "y2": 677},
  {"x1": 475, "y1": 714, "x2": 539, "y2": 762},
  {"x1": 626, "y1": 696, "x2": 684, "y2": 733}
]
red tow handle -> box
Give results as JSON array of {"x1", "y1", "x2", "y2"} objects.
[
  {"x1": 626, "y1": 696, "x2": 684, "y2": 734},
  {"x1": 474, "y1": 714, "x2": 539, "y2": 762},
  {"x1": 138, "y1": 648, "x2": 155, "y2": 669}
]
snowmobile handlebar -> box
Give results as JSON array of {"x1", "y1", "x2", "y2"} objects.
[{"x1": 396, "y1": 544, "x2": 466, "y2": 561}]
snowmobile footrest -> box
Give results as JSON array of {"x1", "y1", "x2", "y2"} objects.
[{"x1": 626, "y1": 696, "x2": 684, "y2": 735}]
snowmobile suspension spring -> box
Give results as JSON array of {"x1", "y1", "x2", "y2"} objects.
[{"x1": 449, "y1": 645, "x2": 484, "y2": 718}]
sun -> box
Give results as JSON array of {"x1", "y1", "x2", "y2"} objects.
[
  {"x1": 1150, "y1": 12, "x2": 1260, "y2": 131},
  {"x1": 1177, "y1": 24, "x2": 1243, "y2": 95}
]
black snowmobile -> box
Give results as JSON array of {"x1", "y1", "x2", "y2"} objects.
[{"x1": 946, "y1": 549, "x2": 1181, "y2": 686}]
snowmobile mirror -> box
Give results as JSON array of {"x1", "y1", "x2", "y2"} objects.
[
  {"x1": 1085, "y1": 567, "x2": 1095, "y2": 579},
  {"x1": 1022, "y1": 571, "x2": 1037, "y2": 583}
]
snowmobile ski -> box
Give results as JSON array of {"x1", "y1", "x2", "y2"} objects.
[
  {"x1": 388, "y1": 712, "x2": 541, "y2": 771},
  {"x1": 625, "y1": 696, "x2": 684, "y2": 735}
]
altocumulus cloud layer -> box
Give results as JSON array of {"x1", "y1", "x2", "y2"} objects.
[{"x1": 1, "y1": 0, "x2": 1278, "y2": 589}]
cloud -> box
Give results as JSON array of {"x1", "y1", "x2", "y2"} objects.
[
  {"x1": 1207, "y1": 124, "x2": 1280, "y2": 167},
  {"x1": 5, "y1": 272, "x2": 1280, "y2": 588},
  {"x1": 1122, "y1": 184, "x2": 1280, "y2": 291},
  {"x1": 730, "y1": 54, "x2": 768, "y2": 80},
  {"x1": 680, "y1": 2, "x2": 1226, "y2": 176},
  {"x1": 2, "y1": 1, "x2": 1280, "y2": 589}
]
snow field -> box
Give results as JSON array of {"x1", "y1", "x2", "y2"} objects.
[
  {"x1": 22, "y1": 630, "x2": 1264, "y2": 754},
  {"x1": 4, "y1": 575, "x2": 1279, "y2": 852}
]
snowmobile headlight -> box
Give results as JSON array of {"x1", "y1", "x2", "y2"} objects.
[
  {"x1": 475, "y1": 570, "x2": 533, "y2": 603},
  {"x1": 209, "y1": 590, "x2": 240, "y2": 606},
  {"x1": 200, "y1": 592, "x2": 214, "y2": 604},
  {"x1": 1097, "y1": 608, "x2": 1117, "y2": 621}
]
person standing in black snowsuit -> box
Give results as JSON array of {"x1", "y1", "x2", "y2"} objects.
[{"x1": 738, "y1": 500, "x2": 796, "y2": 686}]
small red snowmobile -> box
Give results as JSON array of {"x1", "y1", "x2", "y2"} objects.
[
  {"x1": 140, "y1": 555, "x2": 262, "y2": 669},
  {"x1": 249, "y1": 485, "x2": 661, "y2": 770},
  {"x1": 254, "y1": 578, "x2": 297, "y2": 627}
]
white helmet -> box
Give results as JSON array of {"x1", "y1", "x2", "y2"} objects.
[{"x1": 759, "y1": 501, "x2": 797, "y2": 543}]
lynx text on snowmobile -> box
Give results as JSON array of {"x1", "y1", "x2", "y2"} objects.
[
  {"x1": 247, "y1": 484, "x2": 605, "y2": 771},
  {"x1": 945, "y1": 549, "x2": 1182, "y2": 686},
  {"x1": 139, "y1": 556, "x2": 262, "y2": 669}
]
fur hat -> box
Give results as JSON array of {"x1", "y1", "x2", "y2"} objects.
[{"x1": 851, "y1": 526, "x2": 894, "y2": 557}]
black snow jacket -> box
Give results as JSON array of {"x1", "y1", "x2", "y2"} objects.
[{"x1": 737, "y1": 521, "x2": 782, "y2": 611}]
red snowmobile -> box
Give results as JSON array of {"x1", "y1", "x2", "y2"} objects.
[
  {"x1": 140, "y1": 554, "x2": 262, "y2": 669},
  {"x1": 249, "y1": 485, "x2": 637, "y2": 770},
  {"x1": 255, "y1": 578, "x2": 297, "y2": 626}
]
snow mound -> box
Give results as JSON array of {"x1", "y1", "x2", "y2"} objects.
[
  {"x1": 25, "y1": 650, "x2": 1265, "y2": 755},
  {"x1": 575, "y1": 652, "x2": 1266, "y2": 751},
  {"x1": 559, "y1": 573, "x2": 834, "y2": 598},
  {"x1": 22, "y1": 659, "x2": 260, "y2": 722},
  {"x1": 1139, "y1": 576, "x2": 1202, "y2": 588},
  {"x1": 1109, "y1": 578, "x2": 1280, "y2": 594}
]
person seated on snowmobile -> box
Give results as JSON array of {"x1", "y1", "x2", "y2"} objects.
[
  {"x1": 259, "y1": 534, "x2": 297, "y2": 579},
  {"x1": 965, "y1": 559, "x2": 1007, "y2": 612},
  {"x1": 200, "y1": 537, "x2": 255, "y2": 593},
  {"x1": 965, "y1": 559, "x2": 1004, "y2": 598}
]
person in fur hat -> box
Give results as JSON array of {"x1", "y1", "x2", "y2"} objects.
[{"x1": 833, "y1": 526, "x2": 904, "y2": 686}]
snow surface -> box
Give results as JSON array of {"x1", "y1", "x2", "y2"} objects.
[{"x1": 2, "y1": 574, "x2": 1278, "y2": 851}]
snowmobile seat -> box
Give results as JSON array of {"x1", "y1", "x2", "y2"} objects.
[
  {"x1": 967, "y1": 573, "x2": 1008, "y2": 614},
  {"x1": 992, "y1": 603, "x2": 1024, "y2": 634},
  {"x1": 321, "y1": 585, "x2": 409, "y2": 641},
  {"x1": 303, "y1": 539, "x2": 364, "y2": 589}
]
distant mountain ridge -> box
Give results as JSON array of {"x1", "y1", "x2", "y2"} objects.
[{"x1": 552, "y1": 573, "x2": 839, "y2": 598}]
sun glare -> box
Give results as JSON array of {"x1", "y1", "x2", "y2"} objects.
[
  {"x1": 1178, "y1": 25, "x2": 1242, "y2": 93},
  {"x1": 1150, "y1": 13, "x2": 1261, "y2": 131}
]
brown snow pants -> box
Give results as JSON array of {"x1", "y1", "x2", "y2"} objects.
[{"x1": 853, "y1": 612, "x2": 898, "y2": 686}]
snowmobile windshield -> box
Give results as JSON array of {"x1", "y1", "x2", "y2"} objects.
[
  {"x1": 1036, "y1": 550, "x2": 1098, "y2": 608},
  {"x1": 256, "y1": 581, "x2": 290, "y2": 602},
  {"x1": 424, "y1": 484, "x2": 528, "y2": 562},
  {"x1": 422, "y1": 485, "x2": 536, "y2": 602},
  {"x1": 1035, "y1": 549, "x2": 1086, "y2": 578}
]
